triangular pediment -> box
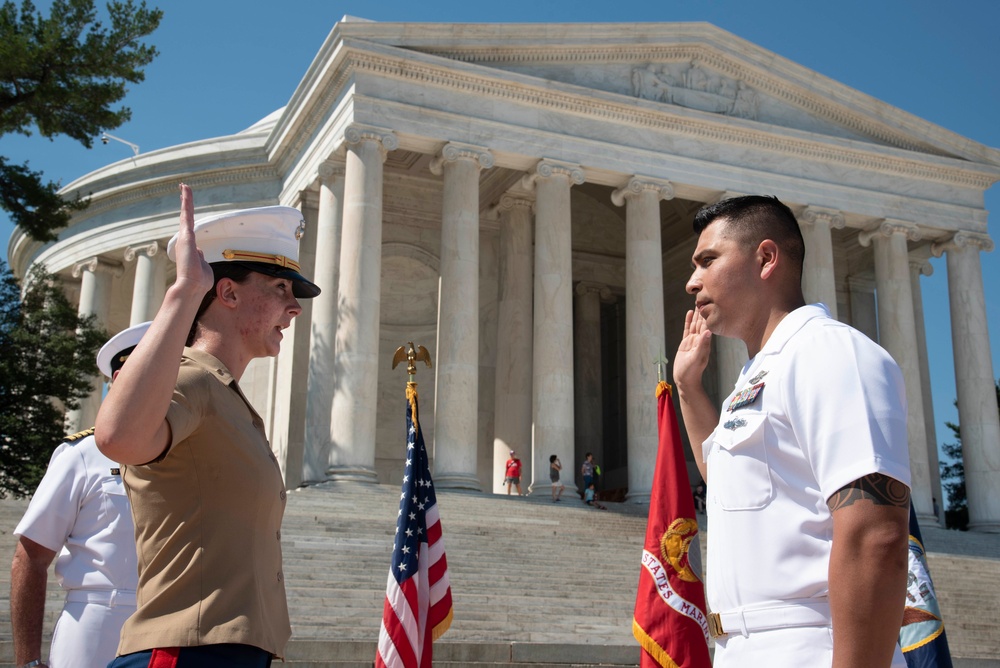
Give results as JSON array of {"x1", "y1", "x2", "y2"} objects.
[
  {"x1": 332, "y1": 20, "x2": 999, "y2": 167},
  {"x1": 451, "y1": 53, "x2": 881, "y2": 146}
]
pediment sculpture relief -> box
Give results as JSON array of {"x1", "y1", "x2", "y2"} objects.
[{"x1": 631, "y1": 60, "x2": 759, "y2": 120}]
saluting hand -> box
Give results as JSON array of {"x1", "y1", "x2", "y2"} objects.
[
  {"x1": 673, "y1": 308, "x2": 713, "y2": 392},
  {"x1": 174, "y1": 184, "x2": 214, "y2": 295}
]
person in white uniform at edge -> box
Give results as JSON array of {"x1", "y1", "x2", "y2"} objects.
[
  {"x1": 672, "y1": 195, "x2": 911, "y2": 668},
  {"x1": 11, "y1": 322, "x2": 151, "y2": 668}
]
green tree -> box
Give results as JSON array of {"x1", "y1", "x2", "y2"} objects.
[
  {"x1": 940, "y1": 380, "x2": 1000, "y2": 530},
  {"x1": 0, "y1": 0, "x2": 162, "y2": 241},
  {"x1": 0, "y1": 260, "x2": 106, "y2": 497}
]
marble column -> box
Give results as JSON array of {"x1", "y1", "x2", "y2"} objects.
[
  {"x1": 429, "y1": 142, "x2": 493, "y2": 491},
  {"x1": 521, "y1": 159, "x2": 584, "y2": 495},
  {"x1": 305, "y1": 159, "x2": 345, "y2": 483},
  {"x1": 715, "y1": 336, "x2": 747, "y2": 400},
  {"x1": 491, "y1": 190, "x2": 535, "y2": 493},
  {"x1": 328, "y1": 125, "x2": 397, "y2": 484},
  {"x1": 932, "y1": 231, "x2": 1000, "y2": 532},
  {"x1": 123, "y1": 242, "x2": 166, "y2": 325},
  {"x1": 573, "y1": 281, "x2": 608, "y2": 498},
  {"x1": 909, "y1": 258, "x2": 944, "y2": 526},
  {"x1": 66, "y1": 256, "x2": 122, "y2": 432},
  {"x1": 800, "y1": 206, "x2": 844, "y2": 319},
  {"x1": 859, "y1": 220, "x2": 933, "y2": 522},
  {"x1": 269, "y1": 192, "x2": 317, "y2": 491},
  {"x1": 847, "y1": 275, "x2": 878, "y2": 342},
  {"x1": 612, "y1": 176, "x2": 674, "y2": 503}
]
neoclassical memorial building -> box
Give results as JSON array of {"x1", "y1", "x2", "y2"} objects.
[{"x1": 8, "y1": 20, "x2": 1000, "y2": 531}]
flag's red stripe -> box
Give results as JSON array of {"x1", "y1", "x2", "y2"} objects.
[
  {"x1": 378, "y1": 592, "x2": 418, "y2": 668},
  {"x1": 429, "y1": 603, "x2": 451, "y2": 628},
  {"x1": 420, "y1": 626, "x2": 433, "y2": 668},
  {"x1": 397, "y1": 577, "x2": 421, "y2": 646},
  {"x1": 385, "y1": 572, "x2": 419, "y2": 640},
  {"x1": 380, "y1": 573, "x2": 421, "y2": 667},
  {"x1": 425, "y1": 519, "x2": 442, "y2": 543},
  {"x1": 428, "y1": 555, "x2": 448, "y2": 581}
]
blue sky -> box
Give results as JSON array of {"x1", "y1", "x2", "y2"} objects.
[{"x1": 4, "y1": 0, "x2": 999, "y2": 492}]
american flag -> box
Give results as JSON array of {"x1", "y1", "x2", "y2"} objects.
[{"x1": 376, "y1": 386, "x2": 453, "y2": 668}]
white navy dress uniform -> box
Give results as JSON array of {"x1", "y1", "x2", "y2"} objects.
[
  {"x1": 13, "y1": 322, "x2": 151, "y2": 668},
  {"x1": 702, "y1": 304, "x2": 910, "y2": 668}
]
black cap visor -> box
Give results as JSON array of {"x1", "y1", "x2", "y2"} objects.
[{"x1": 233, "y1": 261, "x2": 321, "y2": 299}]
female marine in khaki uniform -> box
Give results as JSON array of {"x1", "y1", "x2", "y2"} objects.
[{"x1": 96, "y1": 184, "x2": 320, "y2": 668}]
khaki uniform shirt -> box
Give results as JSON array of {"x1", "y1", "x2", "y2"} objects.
[{"x1": 119, "y1": 348, "x2": 291, "y2": 657}]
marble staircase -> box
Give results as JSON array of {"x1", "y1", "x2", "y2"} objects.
[{"x1": 0, "y1": 482, "x2": 997, "y2": 667}]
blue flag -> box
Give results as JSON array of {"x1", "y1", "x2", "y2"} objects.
[{"x1": 900, "y1": 504, "x2": 953, "y2": 668}]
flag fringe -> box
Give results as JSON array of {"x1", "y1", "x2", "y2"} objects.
[
  {"x1": 432, "y1": 607, "x2": 454, "y2": 642},
  {"x1": 633, "y1": 619, "x2": 681, "y2": 668},
  {"x1": 901, "y1": 624, "x2": 946, "y2": 652},
  {"x1": 407, "y1": 381, "x2": 419, "y2": 432},
  {"x1": 655, "y1": 380, "x2": 673, "y2": 399}
]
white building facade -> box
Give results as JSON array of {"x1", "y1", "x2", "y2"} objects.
[{"x1": 9, "y1": 20, "x2": 1000, "y2": 531}]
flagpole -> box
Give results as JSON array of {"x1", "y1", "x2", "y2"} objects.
[
  {"x1": 653, "y1": 351, "x2": 670, "y2": 394},
  {"x1": 379, "y1": 342, "x2": 452, "y2": 668},
  {"x1": 634, "y1": 349, "x2": 712, "y2": 668},
  {"x1": 392, "y1": 341, "x2": 432, "y2": 429}
]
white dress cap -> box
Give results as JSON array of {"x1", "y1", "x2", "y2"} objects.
[
  {"x1": 166, "y1": 205, "x2": 320, "y2": 298},
  {"x1": 96, "y1": 321, "x2": 152, "y2": 378}
]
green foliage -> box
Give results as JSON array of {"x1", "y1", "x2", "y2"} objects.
[
  {"x1": 940, "y1": 380, "x2": 1000, "y2": 530},
  {"x1": 0, "y1": 260, "x2": 106, "y2": 497},
  {"x1": 0, "y1": 0, "x2": 162, "y2": 241},
  {"x1": 0, "y1": 155, "x2": 89, "y2": 240},
  {"x1": 940, "y1": 425, "x2": 967, "y2": 530}
]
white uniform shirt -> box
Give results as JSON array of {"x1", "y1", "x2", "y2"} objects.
[
  {"x1": 14, "y1": 433, "x2": 137, "y2": 592},
  {"x1": 703, "y1": 304, "x2": 911, "y2": 613}
]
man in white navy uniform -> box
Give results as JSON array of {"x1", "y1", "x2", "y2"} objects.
[
  {"x1": 673, "y1": 195, "x2": 911, "y2": 668},
  {"x1": 10, "y1": 322, "x2": 151, "y2": 668}
]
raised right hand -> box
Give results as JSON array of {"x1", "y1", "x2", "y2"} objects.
[
  {"x1": 173, "y1": 184, "x2": 214, "y2": 295},
  {"x1": 673, "y1": 308, "x2": 713, "y2": 392}
]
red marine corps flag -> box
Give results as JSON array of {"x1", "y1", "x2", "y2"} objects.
[
  {"x1": 377, "y1": 344, "x2": 453, "y2": 668},
  {"x1": 633, "y1": 380, "x2": 712, "y2": 668}
]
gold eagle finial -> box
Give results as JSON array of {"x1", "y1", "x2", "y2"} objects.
[{"x1": 392, "y1": 342, "x2": 432, "y2": 379}]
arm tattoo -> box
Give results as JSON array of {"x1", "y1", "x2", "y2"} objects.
[{"x1": 827, "y1": 473, "x2": 910, "y2": 512}]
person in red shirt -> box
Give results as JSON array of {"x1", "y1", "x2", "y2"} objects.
[{"x1": 504, "y1": 450, "x2": 523, "y2": 496}]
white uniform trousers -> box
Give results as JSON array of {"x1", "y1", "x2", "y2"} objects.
[
  {"x1": 714, "y1": 625, "x2": 906, "y2": 668},
  {"x1": 47, "y1": 590, "x2": 136, "y2": 668}
]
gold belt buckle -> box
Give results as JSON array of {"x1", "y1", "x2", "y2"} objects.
[{"x1": 708, "y1": 612, "x2": 727, "y2": 639}]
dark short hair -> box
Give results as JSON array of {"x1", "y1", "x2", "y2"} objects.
[
  {"x1": 186, "y1": 263, "x2": 255, "y2": 346},
  {"x1": 549, "y1": 454, "x2": 557, "y2": 463},
  {"x1": 692, "y1": 195, "x2": 805, "y2": 279}
]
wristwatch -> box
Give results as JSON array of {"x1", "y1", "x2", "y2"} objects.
[{"x1": 19, "y1": 660, "x2": 42, "y2": 668}]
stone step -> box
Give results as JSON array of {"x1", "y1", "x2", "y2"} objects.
[{"x1": 281, "y1": 640, "x2": 641, "y2": 663}]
